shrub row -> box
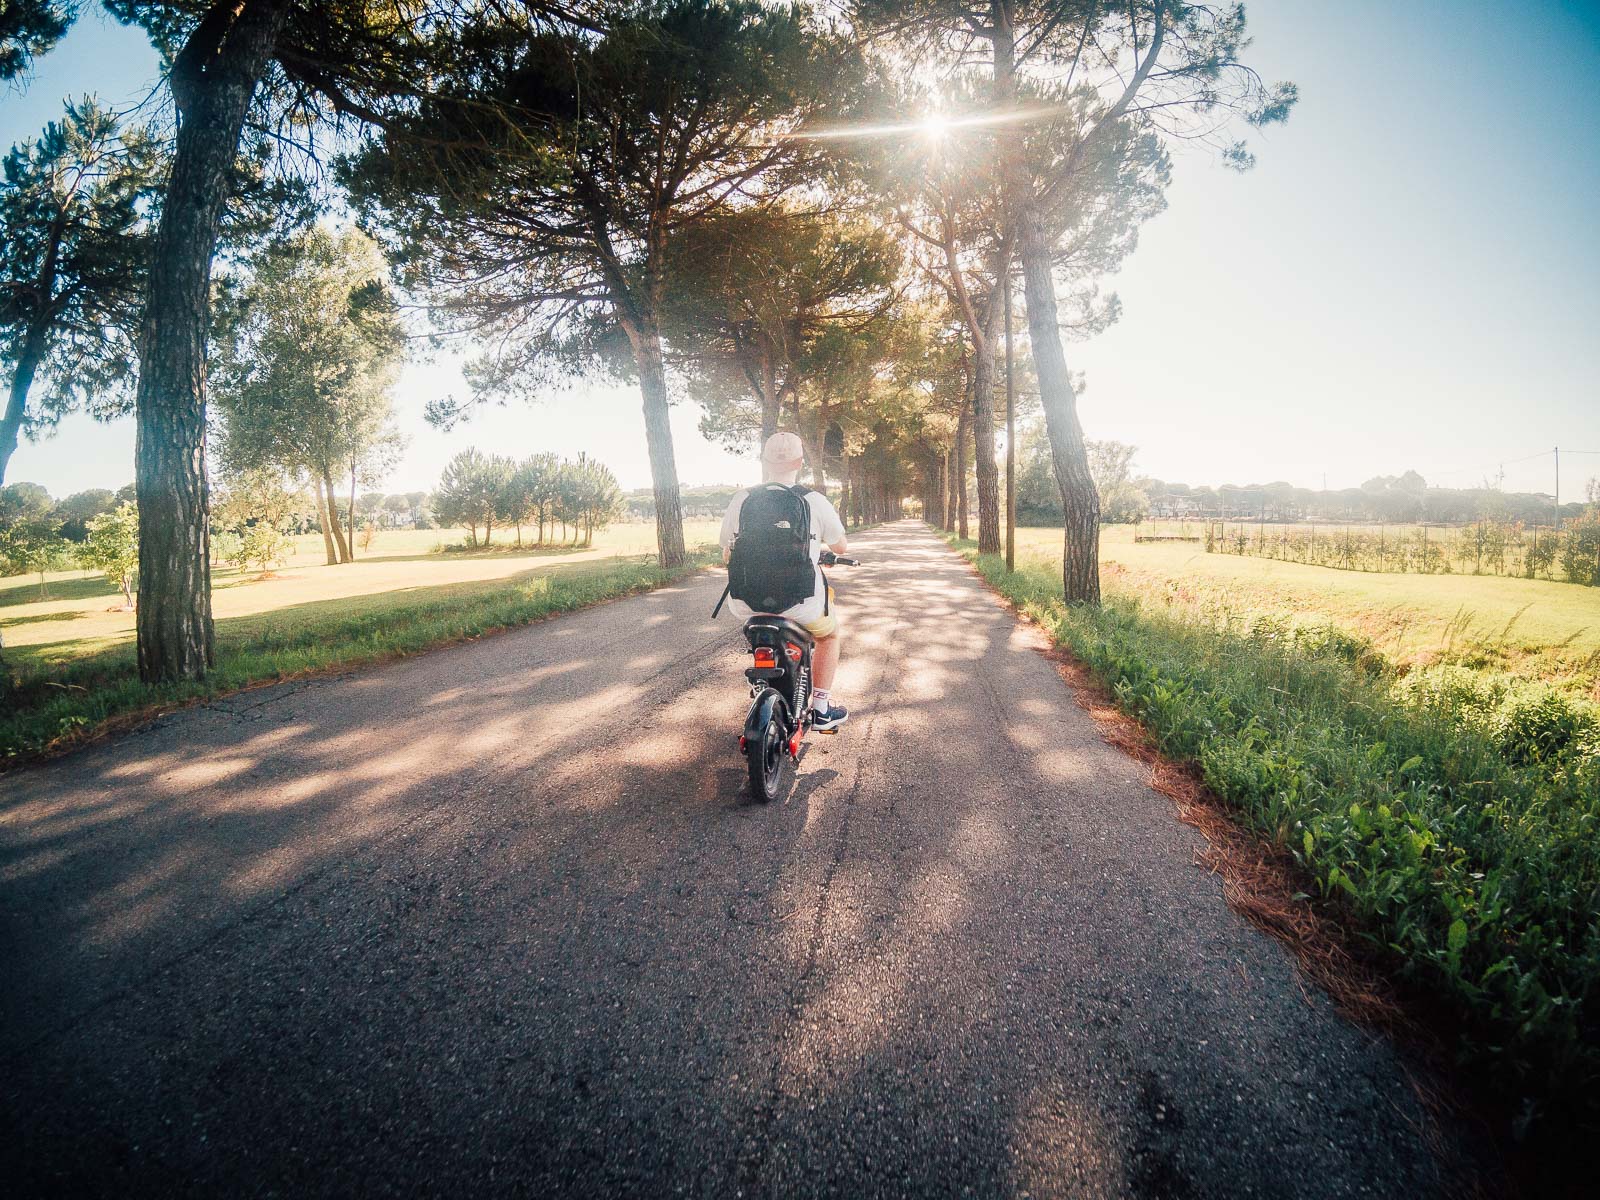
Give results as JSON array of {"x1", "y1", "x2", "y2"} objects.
[{"x1": 1204, "y1": 512, "x2": 1600, "y2": 585}]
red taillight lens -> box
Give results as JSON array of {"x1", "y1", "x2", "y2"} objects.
[
  {"x1": 752, "y1": 647, "x2": 777, "y2": 668},
  {"x1": 784, "y1": 642, "x2": 803, "y2": 661}
]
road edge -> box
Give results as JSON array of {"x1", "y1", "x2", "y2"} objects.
[
  {"x1": 930, "y1": 525, "x2": 1510, "y2": 1200},
  {"x1": 2, "y1": 557, "x2": 719, "y2": 778}
]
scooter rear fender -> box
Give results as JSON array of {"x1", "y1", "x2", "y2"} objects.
[{"x1": 743, "y1": 686, "x2": 788, "y2": 750}]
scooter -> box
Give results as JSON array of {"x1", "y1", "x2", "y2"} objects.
[{"x1": 737, "y1": 549, "x2": 857, "y2": 802}]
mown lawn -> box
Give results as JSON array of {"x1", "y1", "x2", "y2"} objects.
[
  {"x1": 1, "y1": 525, "x2": 720, "y2": 764},
  {"x1": 0, "y1": 520, "x2": 721, "y2": 672},
  {"x1": 954, "y1": 526, "x2": 1600, "y2": 1150}
]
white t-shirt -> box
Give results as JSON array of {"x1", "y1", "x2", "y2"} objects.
[{"x1": 719, "y1": 486, "x2": 847, "y2": 623}]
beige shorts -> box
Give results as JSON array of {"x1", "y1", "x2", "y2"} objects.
[{"x1": 800, "y1": 587, "x2": 838, "y2": 639}]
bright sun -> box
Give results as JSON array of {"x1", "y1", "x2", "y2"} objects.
[{"x1": 921, "y1": 113, "x2": 949, "y2": 138}]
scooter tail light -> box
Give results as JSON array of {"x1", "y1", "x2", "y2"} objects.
[{"x1": 752, "y1": 647, "x2": 778, "y2": 668}]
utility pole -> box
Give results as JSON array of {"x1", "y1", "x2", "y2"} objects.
[
  {"x1": 1555, "y1": 446, "x2": 1561, "y2": 531},
  {"x1": 1004, "y1": 264, "x2": 1016, "y2": 572}
]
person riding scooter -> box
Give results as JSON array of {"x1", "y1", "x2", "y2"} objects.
[{"x1": 718, "y1": 432, "x2": 851, "y2": 730}]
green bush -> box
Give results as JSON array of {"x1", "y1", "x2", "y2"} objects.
[{"x1": 1492, "y1": 689, "x2": 1598, "y2": 766}]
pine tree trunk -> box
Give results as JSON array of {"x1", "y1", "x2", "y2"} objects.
[
  {"x1": 760, "y1": 353, "x2": 780, "y2": 442},
  {"x1": 957, "y1": 405, "x2": 970, "y2": 540},
  {"x1": 623, "y1": 317, "x2": 686, "y2": 569},
  {"x1": 135, "y1": 0, "x2": 291, "y2": 682},
  {"x1": 811, "y1": 397, "x2": 829, "y2": 491},
  {"x1": 934, "y1": 448, "x2": 947, "y2": 531},
  {"x1": 1004, "y1": 265, "x2": 1017, "y2": 571},
  {"x1": 992, "y1": 0, "x2": 1099, "y2": 602},
  {"x1": 972, "y1": 294, "x2": 1003, "y2": 555},
  {"x1": 803, "y1": 431, "x2": 826, "y2": 491},
  {"x1": 1015, "y1": 209, "x2": 1099, "y2": 602},
  {"x1": 0, "y1": 324, "x2": 47, "y2": 488},
  {"x1": 312, "y1": 475, "x2": 338, "y2": 565}
]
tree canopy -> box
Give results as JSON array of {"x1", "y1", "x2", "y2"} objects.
[
  {"x1": 343, "y1": 0, "x2": 871, "y2": 568},
  {"x1": 0, "y1": 98, "x2": 162, "y2": 485},
  {"x1": 5, "y1": 0, "x2": 1294, "y2": 681},
  {"x1": 0, "y1": 0, "x2": 71, "y2": 79},
  {"x1": 211, "y1": 225, "x2": 405, "y2": 565}
]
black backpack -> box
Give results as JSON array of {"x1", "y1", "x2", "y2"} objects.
[{"x1": 725, "y1": 484, "x2": 817, "y2": 613}]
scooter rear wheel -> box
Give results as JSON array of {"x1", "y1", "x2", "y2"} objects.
[{"x1": 749, "y1": 709, "x2": 787, "y2": 803}]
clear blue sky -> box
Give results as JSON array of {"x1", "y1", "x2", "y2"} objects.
[{"x1": 4, "y1": 1, "x2": 1598, "y2": 500}]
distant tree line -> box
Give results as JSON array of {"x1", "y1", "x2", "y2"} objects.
[
  {"x1": 1015, "y1": 428, "x2": 1591, "y2": 529},
  {"x1": 0, "y1": 480, "x2": 139, "y2": 602},
  {"x1": 1207, "y1": 514, "x2": 1600, "y2": 587},
  {"x1": 434, "y1": 450, "x2": 625, "y2": 548},
  {"x1": 625, "y1": 486, "x2": 742, "y2": 521},
  {"x1": 1140, "y1": 472, "x2": 1584, "y2": 528}
]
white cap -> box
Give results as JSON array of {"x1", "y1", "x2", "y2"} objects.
[{"x1": 760, "y1": 431, "x2": 806, "y2": 468}]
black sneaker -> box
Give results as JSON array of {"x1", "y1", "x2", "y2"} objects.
[{"x1": 811, "y1": 702, "x2": 849, "y2": 732}]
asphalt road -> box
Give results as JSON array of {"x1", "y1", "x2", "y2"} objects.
[{"x1": 1, "y1": 521, "x2": 1449, "y2": 1198}]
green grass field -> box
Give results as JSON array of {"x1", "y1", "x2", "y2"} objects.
[
  {"x1": 0, "y1": 520, "x2": 721, "y2": 763},
  {"x1": 1, "y1": 520, "x2": 721, "y2": 672},
  {"x1": 1017, "y1": 524, "x2": 1600, "y2": 696}
]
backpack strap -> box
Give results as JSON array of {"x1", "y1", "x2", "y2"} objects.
[{"x1": 794, "y1": 485, "x2": 825, "y2": 612}]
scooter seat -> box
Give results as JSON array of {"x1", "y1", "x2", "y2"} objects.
[{"x1": 742, "y1": 613, "x2": 815, "y2": 649}]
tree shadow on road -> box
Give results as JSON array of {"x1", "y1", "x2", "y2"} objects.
[{"x1": 0, "y1": 523, "x2": 1453, "y2": 1199}]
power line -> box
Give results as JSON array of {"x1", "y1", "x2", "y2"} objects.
[{"x1": 1421, "y1": 448, "x2": 1551, "y2": 480}]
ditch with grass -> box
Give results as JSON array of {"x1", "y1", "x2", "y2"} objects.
[
  {"x1": 1, "y1": 522, "x2": 721, "y2": 765},
  {"x1": 953, "y1": 524, "x2": 1600, "y2": 1143}
]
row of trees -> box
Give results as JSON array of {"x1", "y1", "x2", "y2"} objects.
[
  {"x1": 0, "y1": 480, "x2": 142, "y2": 603},
  {"x1": 1206, "y1": 512, "x2": 1600, "y2": 587},
  {"x1": 434, "y1": 450, "x2": 624, "y2": 547},
  {"x1": 3, "y1": 0, "x2": 1294, "y2": 683},
  {"x1": 0, "y1": 496, "x2": 140, "y2": 606},
  {"x1": 1145, "y1": 473, "x2": 1588, "y2": 527},
  {"x1": 1010, "y1": 434, "x2": 1598, "y2": 530}
]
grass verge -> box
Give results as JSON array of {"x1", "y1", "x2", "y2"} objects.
[
  {"x1": 1, "y1": 550, "x2": 716, "y2": 769},
  {"x1": 948, "y1": 534, "x2": 1600, "y2": 1152}
]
